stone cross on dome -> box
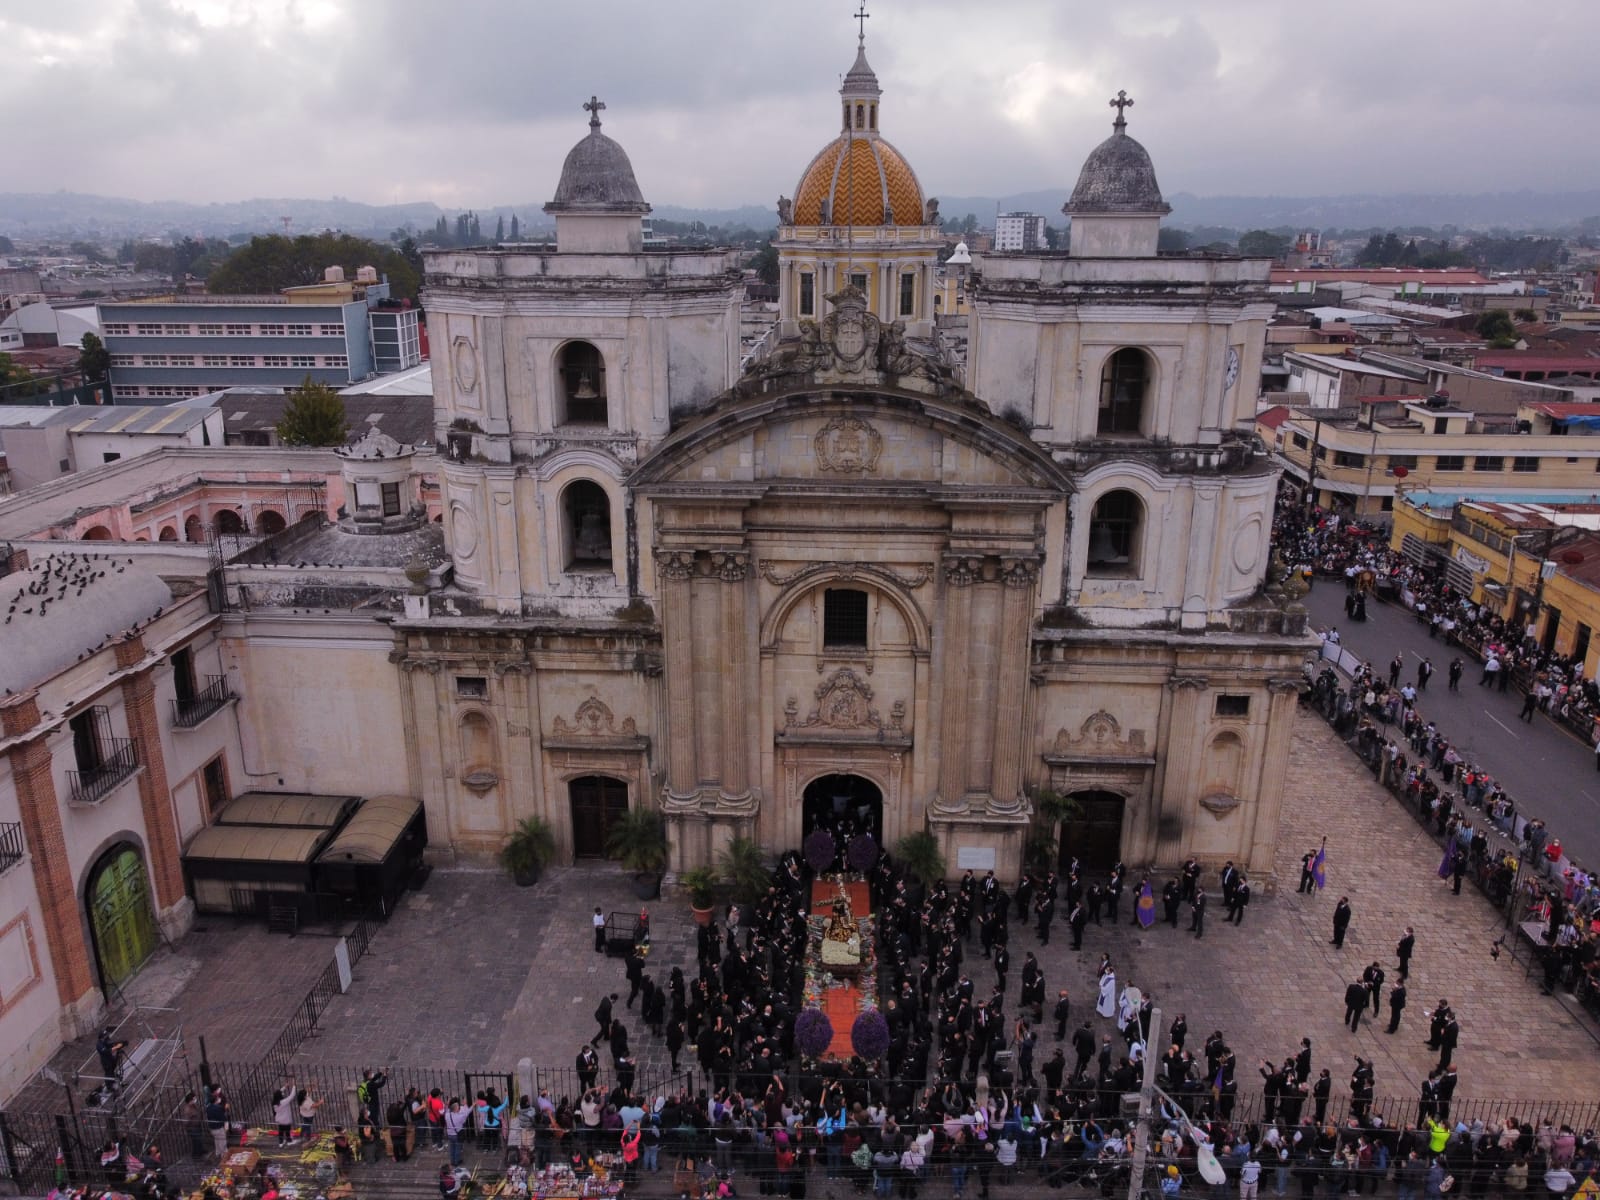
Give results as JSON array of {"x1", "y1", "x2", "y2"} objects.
[
  {"x1": 1109, "y1": 90, "x2": 1133, "y2": 133},
  {"x1": 854, "y1": 1, "x2": 870, "y2": 45},
  {"x1": 584, "y1": 95, "x2": 606, "y2": 130}
]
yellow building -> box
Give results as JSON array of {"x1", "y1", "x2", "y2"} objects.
[
  {"x1": 1388, "y1": 496, "x2": 1600, "y2": 674},
  {"x1": 1262, "y1": 397, "x2": 1600, "y2": 520},
  {"x1": 773, "y1": 33, "x2": 943, "y2": 337}
]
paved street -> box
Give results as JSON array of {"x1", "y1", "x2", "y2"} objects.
[{"x1": 1304, "y1": 582, "x2": 1600, "y2": 872}]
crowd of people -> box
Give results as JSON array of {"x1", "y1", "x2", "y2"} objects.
[{"x1": 1276, "y1": 502, "x2": 1600, "y2": 734}]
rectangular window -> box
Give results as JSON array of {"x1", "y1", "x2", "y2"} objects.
[
  {"x1": 202, "y1": 355, "x2": 228, "y2": 367},
  {"x1": 141, "y1": 354, "x2": 168, "y2": 366},
  {"x1": 1291, "y1": 433, "x2": 1309, "y2": 450},
  {"x1": 258, "y1": 324, "x2": 285, "y2": 336},
  {"x1": 229, "y1": 355, "x2": 254, "y2": 367},
  {"x1": 69, "y1": 707, "x2": 106, "y2": 773},
  {"x1": 169, "y1": 355, "x2": 194, "y2": 366},
  {"x1": 1215, "y1": 695, "x2": 1251, "y2": 718},
  {"x1": 1513, "y1": 456, "x2": 1540, "y2": 473},
  {"x1": 1473, "y1": 456, "x2": 1504, "y2": 472},
  {"x1": 225, "y1": 324, "x2": 252, "y2": 336},
  {"x1": 323, "y1": 355, "x2": 347, "y2": 368},
  {"x1": 899, "y1": 272, "x2": 915, "y2": 316},
  {"x1": 163, "y1": 323, "x2": 189, "y2": 335},
  {"x1": 147, "y1": 385, "x2": 176, "y2": 396},
  {"x1": 262, "y1": 355, "x2": 289, "y2": 367},
  {"x1": 1434, "y1": 455, "x2": 1465, "y2": 471},
  {"x1": 110, "y1": 354, "x2": 135, "y2": 367},
  {"x1": 286, "y1": 323, "x2": 313, "y2": 336},
  {"x1": 197, "y1": 323, "x2": 223, "y2": 335},
  {"x1": 1387, "y1": 454, "x2": 1418, "y2": 470},
  {"x1": 381, "y1": 482, "x2": 402, "y2": 516},
  {"x1": 1433, "y1": 417, "x2": 1448, "y2": 434},
  {"x1": 456, "y1": 675, "x2": 488, "y2": 700},
  {"x1": 800, "y1": 273, "x2": 815, "y2": 316},
  {"x1": 1332, "y1": 451, "x2": 1365, "y2": 468},
  {"x1": 291, "y1": 355, "x2": 316, "y2": 368},
  {"x1": 849, "y1": 272, "x2": 868, "y2": 292},
  {"x1": 102, "y1": 452, "x2": 121, "y2": 463},
  {"x1": 822, "y1": 587, "x2": 869, "y2": 648},
  {"x1": 318, "y1": 324, "x2": 344, "y2": 337},
  {"x1": 174, "y1": 386, "x2": 201, "y2": 397},
  {"x1": 135, "y1": 323, "x2": 162, "y2": 335},
  {"x1": 111, "y1": 386, "x2": 141, "y2": 399},
  {"x1": 102, "y1": 323, "x2": 130, "y2": 335}
]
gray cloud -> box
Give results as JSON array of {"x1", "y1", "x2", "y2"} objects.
[{"x1": 1, "y1": 0, "x2": 1597, "y2": 211}]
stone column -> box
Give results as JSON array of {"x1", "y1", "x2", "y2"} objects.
[
  {"x1": 112, "y1": 633, "x2": 185, "y2": 917},
  {"x1": 712, "y1": 550, "x2": 751, "y2": 803},
  {"x1": 933, "y1": 556, "x2": 981, "y2": 813},
  {"x1": 1249, "y1": 679, "x2": 1303, "y2": 876},
  {"x1": 988, "y1": 559, "x2": 1039, "y2": 812},
  {"x1": 1, "y1": 692, "x2": 98, "y2": 1009},
  {"x1": 658, "y1": 550, "x2": 699, "y2": 803},
  {"x1": 1152, "y1": 675, "x2": 1209, "y2": 866}
]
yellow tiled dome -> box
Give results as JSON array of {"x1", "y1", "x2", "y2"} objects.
[{"x1": 793, "y1": 136, "x2": 925, "y2": 227}]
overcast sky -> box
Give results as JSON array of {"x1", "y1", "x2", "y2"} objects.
[{"x1": 5, "y1": 0, "x2": 1599, "y2": 210}]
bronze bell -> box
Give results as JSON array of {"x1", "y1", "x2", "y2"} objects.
[{"x1": 572, "y1": 371, "x2": 600, "y2": 401}]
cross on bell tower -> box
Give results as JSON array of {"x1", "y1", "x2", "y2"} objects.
[
  {"x1": 1109, "y1": 90, "x2": 1133, "y2": 133},
  {"x1": 854, "y1": 1, "x2": 870, "y2": 46},
  {"x1": 584, "y1": 95, "x2": 606, "y2": 130}
]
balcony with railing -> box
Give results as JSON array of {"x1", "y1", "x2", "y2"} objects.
[
  {"x1": 68, "y1": 738, "x2": 140, "y2": 805},
  {"x1": 0, "y1": 821, "x2": 24, "y2": 875},
  {"x1": 172, "y1": 675, "x2": 234, "y2": 729}
]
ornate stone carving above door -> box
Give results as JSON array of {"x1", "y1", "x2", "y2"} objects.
[
  {"x1": 553, "y1": 695, "x2": 638, "y2": 738},
  {"x1": 780, "y1": 668, "x2": 910, "y2": 746},
  {"x1": 814, "y1": 415, "x2": 884, "y2": 474},
  {"x1": 758, "y1": 559, "x2": 932, "y2": 590},
  {"x1": 1046, "y1": 710, "x2": 1152, "y2": 764}
]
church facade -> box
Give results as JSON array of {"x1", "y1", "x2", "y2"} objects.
[{"x1": 403, "y1": 48, "x2": 1312, "y2": 882}]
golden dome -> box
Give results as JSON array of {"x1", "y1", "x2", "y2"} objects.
[{"x1": 793, "y1": 135, "x2": 925, "y2": 227}]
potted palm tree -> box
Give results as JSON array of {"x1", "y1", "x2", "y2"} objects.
[
  {"x1": 680, "y1": 866, "x2": 719, "y2": 925},
  {"x1": 895, "y1": 830, "x2": 947, "y2": 894},
  {"x1": 717, "y1": 836, "x2": 772, "y2": 906},
  {"x1": 606, "y1": 808, "x2": 670, "y2": 899},
  {"x1": 500, "y1": 816, "x2": 556, "y2": 887}
]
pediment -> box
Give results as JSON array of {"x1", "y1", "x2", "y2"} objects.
[{"x1": 630, "y1": 388, "x2": 1071, "y2": 495}]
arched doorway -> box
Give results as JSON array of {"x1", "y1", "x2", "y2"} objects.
[
  {"x1": 215, "y1": 509, "x2": 245, "y2": 535},
  {"x1": 85, "y1": 843, "x2": 159, "y2": 988},
  {"x1": 1059, "y1": 790, "x2": 1126, "y2": 872},
  {"x1": 256, "y1": 510, "x2": 286, "y2": 536},
  {"x1": 802, "y1": 773, "x2": 883, "y2": 846},
  {"x1": 569, "y1": 775, "x2": 629, "y2": 859}
]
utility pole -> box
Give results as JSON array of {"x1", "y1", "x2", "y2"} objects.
[
  {"x1": 1530, "y1": 522, "x2": 1558, "y2": 644},
  {"x1": 1126, "y1": 1006, "x2": 1162, "y2": 1200}
]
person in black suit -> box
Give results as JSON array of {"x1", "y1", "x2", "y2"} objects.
[
  {"x1": 1162, "y1": 880, "x2": 1181, "y2": 927},
  {"x1": 1298, "y1": 850, "x2": 1319, "y2": 894},
  {"x1": 1331, "y1": 897, "x2": 1352, "y2": 947},
  {"x1": 1189, "y1": 888, "x2": 1207, "y2": 938},
  {"x1": 1386, "y1": 981, "x2": 1407, "y2": 1033},
  {"x1": 1396, "y1": 927, "x2": 1415, "y2": 979},
  {"x1": 1343, "y1": 979, "x2": 1368, "y2": 1031}
]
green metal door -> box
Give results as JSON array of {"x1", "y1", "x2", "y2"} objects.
[{"x1": 89, "y1": 845, "x2": 159, "y2": 987}]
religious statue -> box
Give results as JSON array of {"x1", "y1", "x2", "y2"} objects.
[
  {"x1": 878, "y1": 319, "x2": 928, "y2": 378},
  {"x1": 819, "y1": 880, "x2": 863, "y2": 973},
  {"x1": 754, "y1": 321, "x2": 823, "y2": 382},
  {"x1": 777, "y1": 195, "x2": 793, "y2": 225},
  {"x1": 924, "y1": 197, "x2": 940, "y2": 226}
]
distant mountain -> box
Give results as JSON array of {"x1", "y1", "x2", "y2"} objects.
[
  {"x1": 930, "y1": 189, "x2": 1600, "y2": 233},
  {"x1": 3, "y1": 188, "x2": 1598, "y2": 242}
]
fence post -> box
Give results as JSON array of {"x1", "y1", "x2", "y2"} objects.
[{"x1": 199, "y1": 1035, "x2": 213, "y2": 1092}]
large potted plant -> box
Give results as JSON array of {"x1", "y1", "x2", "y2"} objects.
[
  {"x1": 500, "y1": 817, "x2": 556, "y2": 887},
  {"x1": 680, "y1": 865, "x2": 719, "y2": 926},
  {"x1": 606, "y1": 808, "x2": 670, "y2": 900},
  {"x1": 717, "y1": 836, "x2": 772, "y2": 906},
  {"x1": 894, "y1": 830, "x2": 946, "y2": 889}
]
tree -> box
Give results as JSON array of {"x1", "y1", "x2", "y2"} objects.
[
  {"x1": 1157, "y1": 227, "x2": 1192, "y2": 253},
  {"x1": 78, "y1": 332, "x2": 110, "y2": 382},
  {"x1": 1043, "y1": 223, "x2": 1062, "y2": 250},
  {"x1": 494, "y1": 214, "x2": 505, "y2": 242},
  {"x1": 275, "y1": 377, "x2": 348, "y2": 446},
  {"x1": 1475, "y1": 308, "x2": 1518, "y2": 348},
  {"x1": 748, "y1": 241, "x2": 778, "y2": 286},
  {"x1": 509, "y1": 213, "x2": 520, "y2": 241},
  {"x1": 1237, "y1": 230, "x2": 1291, "y2": 259},
  {"x1": 0, "y1": 234, "x2": 13, "y2": 254},
  {"x1": 69, "y1": 240, "x2": 109, "y2": 264},
  {"x1": 0, "y1": 354, "x2": 44, "y2": 398},
  {"x1": 206, "y1": 233, "x2": 421, "y2": 301}
]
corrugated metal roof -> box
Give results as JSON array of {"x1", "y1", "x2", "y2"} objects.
[
  {"x1": 182, "y1": 823, "x2": 330, "y2": 864},
  {"x1": 216, "y1": 792, "x2": 360, "y2": 829},
  {"x1": 51, "y1": 404, "x2": 214, "y2": 436},
  {"x1": 316, "y1": 795, "x2": 423, "y2": 865}
]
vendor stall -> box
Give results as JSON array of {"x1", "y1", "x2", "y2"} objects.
[
  {"x1": 314, "y1": 794, "x2": 428, "y2": 918},
  {"x1": 181, "y1": 824, "x2": 332, "y2": 917}
]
